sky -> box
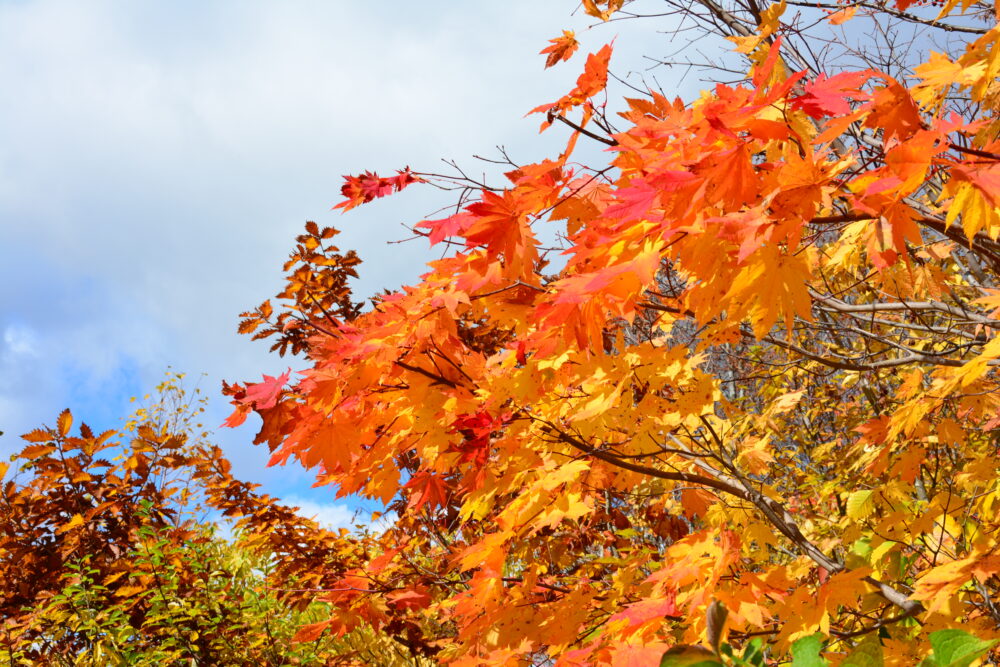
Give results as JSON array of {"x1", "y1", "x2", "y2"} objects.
[{"x1": 0, "y1": 0, "x2": 689, "y2": 529}]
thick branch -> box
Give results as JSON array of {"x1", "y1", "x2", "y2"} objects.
[
  {"x1": 534, "y1": 418, "x2": 749, "y2": 499},
  {"x1": 534, "y1": 416, "x2": 924, "y2": 618}
]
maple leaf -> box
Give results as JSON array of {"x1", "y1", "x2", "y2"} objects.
[
  {"x1": 602, "y1": 178, "x2": 661, "y2": 223},
  {"x1": 581, "y1": 0, "x2": 624, "y2": 21},
  {"x1": 241, "y1": 369, "x2": 292, "y2": 411},
  {"x1": 531, "y1": 43, "x2": 614, "y2": 123},
  {"x1": 403, "y1": 471, "x2": 451, "y2": 510},
  {"x1": 790, "y1": 70, "x2": 874, "y2": 117},
  {"x1": 827, "y1": 5, "x2": 857, "y2": 23},
  {"x1": 416, "y1": 211, "x2": 475, "y2": 245},
  {"x1": 334, "y1": 167, "x2": 421, "y2": 212},
  {"x1": 387, "y1": 587, "x2": 432, "y2": 610},
  {"x1": 863, "y1": 79, "x2": 923, "y2": 142},
  {"x1": 540, "y1": 30, "x2": 579, "y2": 68},
  {"x1": 291, "y1": 619, "x2": 332, "y2": 643},
  {"x1": 574, "y1": 43, "x2": 613, "y2": 100},
  {"x1": 222, "y1": 403, "x2": 251, "y2": 428},
  {"x1": 694, "y1": 144, "x2": 760, "y2": 208},
  {"x1": 463, "y1": 189, "x2": 540, "y2": 279},
  {"x1": 608, "y1": 595, "x2": 681, "y2": 629}
]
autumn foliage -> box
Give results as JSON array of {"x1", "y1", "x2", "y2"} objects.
[
  {"x1": 218, "y1": 0, "x2": 1000, "y2": 663},
  {"x1": 1, "y1": 379, "x2": 432, "y2": 665}
]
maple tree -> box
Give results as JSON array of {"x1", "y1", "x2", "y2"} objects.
[
  {"x1": 230, "y1": 0, "x2": 1000, "y2": 663},
  {"x1": 1, "y1": 377, "x2": 432, "y2": 665}
]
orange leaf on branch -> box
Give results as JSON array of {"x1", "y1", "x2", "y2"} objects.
[{"x1": 540, "y1": 30, "x2": 579, "y2": 68}]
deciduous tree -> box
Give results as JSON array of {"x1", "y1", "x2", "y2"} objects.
[
  {"x1": 1, "y1": 377, "x2": 431, "y2": 665},
  {"x1": 230, "y1": 0, "x2": 1000, "y2": 662}
]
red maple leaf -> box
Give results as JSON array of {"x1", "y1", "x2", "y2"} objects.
[
  {"x1": 416, "y1": 211, "x2": 475, "y2": 245},
  {"x1": 334, "y1": 167, "x2": 421, "y2": 212},
  {"x1": 607, "y1": 594, "x2": 680, "y2": 628},
  {"x1": 791, "y1": 70, "x2": 874, "y2": 118},
  {"x1": 242, "y1": 369, "x2": 291, "y2": 411},
  {"x1": 602, "y1": 178, "x2": 659, "y2": 223}
]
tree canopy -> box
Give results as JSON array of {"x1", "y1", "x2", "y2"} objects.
[
  {"x1": 2, "y1": 377, "x2": 431, "y2": 665},
  {"x1": 223, "y1": 0, "x2": 1000, "y2": 663}
]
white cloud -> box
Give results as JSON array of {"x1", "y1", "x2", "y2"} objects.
[
  {"x1": 0, "y1": 0, "x2": 678, "y2": 500},
  {"x1": 282, "y1": 496, "x2": 395, "y2": 533},
  {"x1": 3, "y1": 325, "x2": 38, "y2": 358},
  {"x1": 284, "y1": 497, "x2": 356, "y2": 531}
]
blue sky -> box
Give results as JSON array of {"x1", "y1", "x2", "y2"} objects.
[{"x1": 0, "y1": 0, "x2": 687, "y2": 528}]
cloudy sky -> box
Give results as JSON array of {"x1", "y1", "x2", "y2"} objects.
[{"x1": 0, "y1": 0, "x2": 687, "y2": 529}]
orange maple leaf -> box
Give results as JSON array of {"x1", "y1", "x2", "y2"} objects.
[
  {"x1": 540, "y1": 30, "x2": 579, "y2": 68},
  {"x1": 404, "y1": 471, "x2": 451, "y2": 510}
]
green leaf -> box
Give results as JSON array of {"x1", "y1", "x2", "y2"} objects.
[
  {"x1": 842, "y1": 634, "x2": 884, "y2": 667},
  {"x1": 852, "y1": 536, "x2": 873, "y2": 558},
  {"x1": 741, "y1": 638, "x2": 766, "y2": 667},
  {"x1": 791, "y1": 633, "x2": 829, "y2": 667},
  {"x1": 660, "y1": 645, "x2": 724, "y2": 667},
  {"x1": 928, "y1": 629, "x2": 998, "y2": 667}
]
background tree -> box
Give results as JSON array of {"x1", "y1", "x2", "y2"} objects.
[
  {"x1": 229, "y1": 0, "x2": 1000, "y2": 663},
  {"x1": 1, "y1": 376, "x2": 433, "y2": 666}
]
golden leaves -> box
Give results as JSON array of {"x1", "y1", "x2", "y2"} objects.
[{"x1": 726, "y1": 245, "x2": 815, "y2": 336}]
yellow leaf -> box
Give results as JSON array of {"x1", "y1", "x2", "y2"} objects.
[
  {"x1": 57, "y1": 513, "x2": 85, "y2": 534},
  {"x1": 737, "y1": 436, "x2": 774, "y2": 475},
  {"x1": 759, "y1": 0, "x2": 787, "y2": 37},
  {"x1": 530, "y1": 492, "x2": 592, "y2": 533},
  {"x1": 912, "y1": 556, "x2": 976, "y2": 612},
  {"x1": 541, "y1": 460, "x2": 591, "y2": 490},
  {"x1": 729, "y1": 245, "x2": 814, "y2": 336},
  {"x1": 114, "y1": 585, "x2": 146, "y2": 598},
  {"x1": 870, "y1": 540, "x2": 896, "y2": 565},
  {"x1": 846, "y1": 489, "x2": 876, "y2": 520},
  {"x1": 572, "y1": 382, "x2": 624, "y2": 421},
  {"x1": 103, "y1": 571, "x2": 128, "y2": 585},
  {"x1": 911, "y1": 51, "x2": 982, "y2": 108}
]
